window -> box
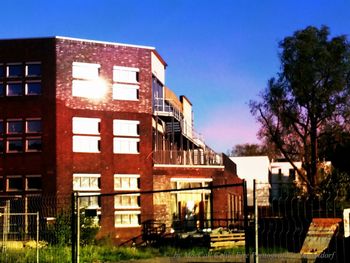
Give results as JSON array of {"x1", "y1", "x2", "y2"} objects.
[
  {"x1": 7, "y1": 82, "x2": 22, "y2": 96},
  {"x1": 113, "y1": 66, "x2": 139, "y2": 83},
  {"x1": 0, "y1": 120, "x2": 3, "y2": 134},
  {"x1": 0, "y1": 176, "x2": 3, "y2": 192},
  {"x1": 0, "y1": 64, "x2": 4, "y2": 78},
  {"x1": 72, "y1": 117, "x2": 100, "y2": 135},
  {"x1": 0, "y1": 139, "x2": 3, "y2": 153},
  {"x1": 112, "y1": 84, "x2": 139, "y2": 101},
  {"x1": 26, "y1": 175, "x2": 42, "y2": 190},
  {"x1": 26, "y1": 63, "x2": 41, "y2": 77},
  {"x1": 7, "y1": 64, "x2": 22, "y2": 78},
  {"x1": 73, "y1": 136, "x2": 100, "y2": 153},
  {"x1": 72, "y1": 117, "x2": 101, "y2": 153},
  {"x1": 79, "y1": 195, "x2": 100, "y2": 209},
  {"x1": 113, "y1": 119, "x2": 140, "y2": 154},
  {"x1": 26, "y1": 119, "x2": 42, "y2": 133},
  {"x1": 113, "y1": 138, "x2": 139, "y2": 154},
  {"x1": 115, "y1": 211, "x2": 141, "y2": 227},
  {"x1": 73, "y1": 174, "x2": 101, "y2": 191},
  {"x1": 73, "y1": 174, "x2": 101, "y2": 209},
  {"x1": 72, "y1": 62, "x2": 105, "y2": 99},
  {"x1": 72, "y1": 62, "x2": 100, "y2": 80},
  {"x1": 25, "y1": 82, "x2": 41, "y2": 95},
  {"x1": 0, "y1": 83, "x2": 4, "y2": 97},
  {"x1": 115, "y1": 194, "x2": 140, "y2": 209},
  {"x1": 113, "y1": 120, "x2": 139, "y2": 137},
  {"x1": 114, "y1": 174, "x2": 140, "y2": 190},
  {"x1": 7, "y1": 176, "x2": 23, "y2": 191},
  {"x1": 26, "y1": 137, "x2": 42, "y2": 152},
  {"x1": 7, "y1": 138, "x2": 23, "y2": 153},
  {"x1": 113, "y1": 66, "x2": 140, "y2": 101},
  {"x1": 7, "y1": 120, "x2": 23, "y2": 134}
]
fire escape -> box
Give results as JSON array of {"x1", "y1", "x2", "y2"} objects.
[{"x1": 152, "y1": 78, "x2": 222, "y2": 166}]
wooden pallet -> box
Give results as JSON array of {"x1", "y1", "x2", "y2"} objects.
[{"x1": 210, "y1": 232, "x2": 245, "y2": 251}]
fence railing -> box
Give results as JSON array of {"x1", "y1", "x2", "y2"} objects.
[{"x1": 153, "y1": 149, "x2": 223, "y2": 166}]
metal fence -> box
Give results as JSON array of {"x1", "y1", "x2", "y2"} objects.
[{"x1": 253, "y1": 181, "x2": 350, "y2": 262}]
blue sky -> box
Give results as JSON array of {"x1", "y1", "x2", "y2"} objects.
[{"x1": 2, "y1": 0, "x2": 350, "y2": 152}]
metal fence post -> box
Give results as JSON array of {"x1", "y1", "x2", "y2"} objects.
[
  {"x1": 71, "y1": 193, "x2": 76, "y2": 263},
  {"x1": 253, "y1": 179, "x2": 258, "y2": 263},
  {"x1": 243, "y1": 180, "x2": 250, "y2": 263},
  {"x1": 36, "y1": 211, "x2": 39, "y2": 263}
]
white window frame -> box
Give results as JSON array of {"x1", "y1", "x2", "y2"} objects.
[
  {"x1": 72, "y1": 117, "x2": 100, "y2": 135},
  {"x1": 6, "y1": 81, "x2": 23, "y2": 96},
  {"x1": 112, "y1": 83, "x2": 139, "y2": 101},
  {"x1": 7, "y1": 138, "x2": 23, "y2": 153},
  {"x1": 113, "y1": 120, "x2": 139, "y2": 137},
  {"x1": 25, "y1": 118, "x2": 42, "y2": 133},
  {"x1": 25, "y1": 80, "x2": 41, "y2": 95},
  {"x1": 7, "y1": 119, "x2": 23, "y2": 134},
  {"x1": 7, "y1": 63, "x2": 22, "y2": 78},
  {"x1": 114, "y1": 210, "x2": 141, "y2": 228},
  {"x1": 72, "y1": 62, "x2": 100, "y2": 80},
  {"x1": 25, "y1": 137, "x2": 42, "y2": 152},
  {"x1": 114, "y1": 193, "x2": 140, "y2": 209},
  {"x1": 25, "y1": 62, "x2": 41, "y2": 77},
  {"x1": 113, "y1": 66, "x2": 139, "y2": 84},
  {"x1": 7, "y1": 175, "x2": 23, "y2": 191},
  {"x1": 114, "y1": 174, "x2": 140, "y2": 191},
  {"x1": 73, "y1": 173, "x2": 101, "y2": 191},
  {"x1": 73, "y1": 135, "x2": 101, "y2": 153},
  {"x1": 78, "y1": 192, "x2": 101, "y2": 209},
  {"x1": 113, "y1": 137, "x2": 139, "y2": 154},
  {"x1": 26, "y1": 175, "x2": 42, "y2": 191}
]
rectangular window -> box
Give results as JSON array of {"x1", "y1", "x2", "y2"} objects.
[
  {"x1": 25, "y1": 82, "x2": 41, "y2": 95},
  {"x1": 26, "y1": 138, "x2": 42, "y2": 152},
  {"x1": 7, "y1": 82, "x2": 23, "y2": 96},
  {"x1": 115, "y1": 211, "x2": 141, "y2": 227},
  {"x1": 7, "y1": 138, "x2": 23, "y2": 153},
  {"x1": 0, "y1": 120, "x2": 3, "y2": 134},
  {"x1": 7, "y1": 176, "x2": 23, "y2": 191},
  {"x1": 0, "y1": 139, "x2": 3, "y2": 153},
  {"x1": 114, "y1": 174, "x2": 140, "y2": 190},
  {"x1": 7, "y1": 64, "x2": 22, "y2": 78},
  {"x1": 0, "y1": 83, "x2": 4, "y2": 97},
  {"x1": 112, "y1": 84, "x2": 139, "y2": 101},
  {"x1": 114, "y1": 194, "x2": 140, "y2": 208},
  {"x1": 72, "y1": 80, "x2": 102, "y2": 98},
  {"x1": 113, "y1": 66, "x2": 139, "y2": 83},
  {"x1": 0, "y1": 64, "x2": 4, "y2": 78},
  {"x1": 73, "y1": 136, "x2": 100, "y2": 153},
  {"x1": 0, "y1": 176, "x2": 3, "y2": 192},
  {"x1": 7, "y1": 120, "x2": 23, "y2": 134},
  {"x1": 113, "y1": 138, "x2": 139, "y2": 154},
  {"x1": 26, "y1": 119, "x2": 42, "y2": 133},
  {"x1": 72, "y1": 62, "x2": 100, "y2": 80},
  {"x1": 26, "y1": 63, "x2": 41, "y2": 77},
  {"x1": 113, "y1": 120, "x2": 139, "y2": 136},
  {"x1": 26, "y1": 175, "x2": 42, "y2": 190},
  {"x1": 72, "y1": 117, "x2": 100, "y2": 135},
  {"x1": 73, "y1": 174, "x2": 101, "y2": 191},
  {"x1": 79, "y1": 195, "x2": 100, "y2": 209}
]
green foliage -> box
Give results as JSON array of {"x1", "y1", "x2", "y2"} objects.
[
  {"x1": 318, "y1": 169, "x2": 350, "y2": 205},
  {"x1": 45, "y1": 210, "x2": 99, "y2": 246},
  {"x1": 250, "y1": 25, "x2": 350, "y2": 193}
]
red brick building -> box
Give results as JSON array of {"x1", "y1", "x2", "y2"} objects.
[{"x1": 0, "y1": 37, "x2": 243, "y2": 243}]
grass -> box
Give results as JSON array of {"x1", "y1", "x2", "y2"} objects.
[{"x1": 0, "y1": 244, "x2": 287, "y2": 262}]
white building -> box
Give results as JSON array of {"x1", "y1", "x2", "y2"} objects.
[{"x1": 230, "y1": 156, "x2": 270, "y2": 206}]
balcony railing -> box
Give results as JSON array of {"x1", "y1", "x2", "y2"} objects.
[{"x1": 153, "y1": 149, "x2": 223, "y2": 166}]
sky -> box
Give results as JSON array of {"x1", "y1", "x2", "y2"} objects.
[{"x1": 2, "y1": 0, "x2": 350, "y2": 152}]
